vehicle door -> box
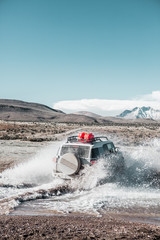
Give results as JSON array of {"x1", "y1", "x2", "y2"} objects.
[{"x1": 91, "y1": 147, "x2": 101, "y2": 164}]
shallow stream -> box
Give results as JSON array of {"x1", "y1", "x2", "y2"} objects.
[{"x1": 0, "y1": 139, "x2": 160, "y2": 225}]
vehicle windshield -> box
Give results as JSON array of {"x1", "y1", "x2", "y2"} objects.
[{"x1": 60, "y1": 145, "x2": 90, "y2": 158}]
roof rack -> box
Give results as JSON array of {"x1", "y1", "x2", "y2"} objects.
[
  {"x1": 93, "y1": 136, "x2": 108, "y2": 142},
  {"x1": 67, "y1": 136, "x2": 79, "y2": 143},
  {"x1": 67, "y1": 135, "x2": 108, "y2": 144}
]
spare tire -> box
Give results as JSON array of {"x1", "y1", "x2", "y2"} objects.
[{"x1": 58, "y1": 153, "x2": 81, "y2": 176}]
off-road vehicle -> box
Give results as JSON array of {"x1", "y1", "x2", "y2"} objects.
[{"x1": 53, "y1": 132, "x2": 125, "y2": 179}]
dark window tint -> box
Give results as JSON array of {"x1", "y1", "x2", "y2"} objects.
[
  {"x1": 103, "y1": 144, "x2": 108, "y2": 152},
  {"x1": 91, "y1": 148, "x2": 100, "y2": 159}
]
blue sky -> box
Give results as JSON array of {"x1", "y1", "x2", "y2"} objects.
[{"x1": 0, "y1": 0, "x2": 160, "y2": 115}]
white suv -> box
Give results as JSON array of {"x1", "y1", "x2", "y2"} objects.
[{"x1": 53, "y1": 132, "x2": 124, "y2": 179}]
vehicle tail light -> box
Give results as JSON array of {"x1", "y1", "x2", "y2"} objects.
[
  {"x1": 52, "y1": 157, "x2": 57, "y2": 163},
  {"x1": 90, "y1": 160, "x2": 96, "y2": 165}
]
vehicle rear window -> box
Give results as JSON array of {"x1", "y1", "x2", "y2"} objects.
[{"x1": 60, "y1": 145, "x2": 90, "y2": 158}]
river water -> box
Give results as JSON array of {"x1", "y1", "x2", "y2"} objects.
[{"x1": 0, "y1": 139, "x2": 160, "y2": 225}]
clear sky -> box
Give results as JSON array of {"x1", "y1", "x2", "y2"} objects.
[{"x1": 0, "y1": 0, "x2": 160, "y2": 115}]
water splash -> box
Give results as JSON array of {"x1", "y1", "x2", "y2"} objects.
[
  {"x1": 0, "y1": 142, "x2": 61, "y2": 187},
  {"x1": 0, "y1": 138, "x2": 160, "y2": 216},
  {"x1": 121, "y1": 138, "x2": 160, "y2": 187}
]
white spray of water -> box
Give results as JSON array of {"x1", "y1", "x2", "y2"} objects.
[
  {"x1": 0, "y1": 142, "x2": 62, "y2": 186},
  {"x1": 70, "y1": 159, "x2": 107, "y2": 190},
  {"x1": 19, "y1": 183, "x2": 160, "y2": 216},
  {"x1": 122, "y1": 138, "x2": 160, "y2": 170},
  {"x1": 132, "y1": 138, "x2": 160, "y2": 170}
]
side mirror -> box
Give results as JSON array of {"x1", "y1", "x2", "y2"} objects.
[{"x1": 115, "y1": 148, "x2": 118, "y2": 153}]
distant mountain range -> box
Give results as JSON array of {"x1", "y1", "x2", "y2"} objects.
[
  {"x1": 117, "y1": 107, "x2": 160, "y2": 120},
  {"x1": 0, "y1": 99, "x2": 101, "y2": 123},
  {"x1": 74, "y1": 107, "x2": 160, "y2": 121}
]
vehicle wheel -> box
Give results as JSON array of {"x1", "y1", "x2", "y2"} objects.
[{"x1": 58, "y1": 153, "x2": 81, "y2": 176}]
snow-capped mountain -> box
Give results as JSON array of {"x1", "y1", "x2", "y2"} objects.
[{"x1": 117, "y1": 107, "x2": 160, "y2": 120}]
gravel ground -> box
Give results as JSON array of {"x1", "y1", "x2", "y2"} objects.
[{"x1": 0, "y1": 215, "x2": 160, "y2": 240}]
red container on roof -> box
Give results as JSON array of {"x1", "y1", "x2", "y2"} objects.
[
  {"x1": 84, "y1": 133, "x2": 94, "y2": 142},
  {"x1": 78, "y1": 132, "x2": 86, "y2": 141},
  {"x1": 78, "y1": 132, "x2": 94, "y2": 142}
]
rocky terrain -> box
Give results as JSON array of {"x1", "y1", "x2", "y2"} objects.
[
  {"x1": 0, "y1": 120, "x2": 160, "y2": 145},
  {"x1": 0, "y1": 120, "x2": 76, "y2": 142},
  {"x1": 0, "y1": 215, "x2": 159, "y2": 240}
]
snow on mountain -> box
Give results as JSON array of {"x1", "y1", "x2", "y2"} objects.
[{"x1": 117, "y1": 107, "x2": 160, "y2": 120}]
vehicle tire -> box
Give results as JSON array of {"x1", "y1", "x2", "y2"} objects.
[{"x1": 58, "y1": 153, "x2": 81, "y2": 176}]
